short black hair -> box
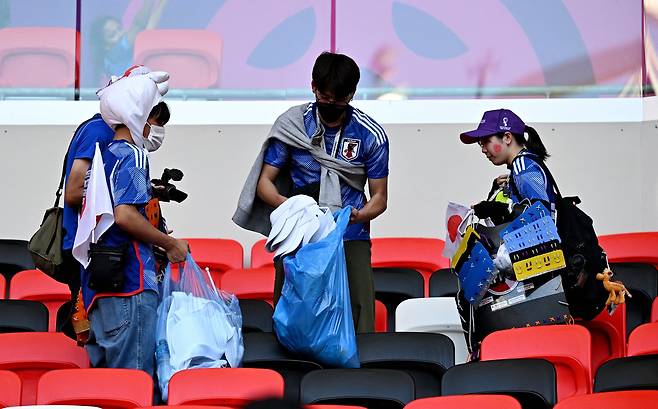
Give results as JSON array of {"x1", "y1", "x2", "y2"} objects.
[
  {"x1": 312, "y1": 52, "x2": 360, "y2": 100},
  {"x1": 149, "y1": 101, "x2": 170, "y2": 126}
]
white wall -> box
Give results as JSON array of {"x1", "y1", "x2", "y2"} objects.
[{"x1": 1, "y1": 98, "x2": 656, "y2": 265}]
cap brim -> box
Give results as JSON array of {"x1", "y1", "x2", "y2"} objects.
[{"x1": 460, "y1": 128, "x2": 498, "y2": 144}]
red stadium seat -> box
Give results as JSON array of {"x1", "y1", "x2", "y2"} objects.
[
  {"x1": 36, "y1": 368, "x2": 153, "y2": 408},
  {"x1": 251, "y1": 239, "x2": 273, "y2": 269},
  {"x1": 652, "y1": 297, "x2": 658, "y2": 322},
  {"x1": 627, "y1": 322, "x2": 658, "y2": 356},
  {"x1": 168, "y1": 368, "x2": 284, "y2": 406},
  {"x1": 0, "y1": 274, "x2": 4, "y2": 299},
  {"x1": 375, "y1": 299, "x2": 387, "y2": 332},
  {"x1": 554, "y1": 390, "x2": 658, "y2": 409},
  {"x1": 576, "y1": 303, "x2": 627, "y2": 373},
  {"x1": 0, "y1": 27, "x2": 76, "y2": 87},
  {"x1": 371, "y1": 238, "x2": 448, "y2": 296},
  {"x1": 481, "y1": 325, "x2": 592, "y2": 401},
  {"x1": 598, "y1": 232, "x2": 658, "y2": 265},
  {"x1": 221, "y1": 267, "x2": 275, "y2": 303},
  {"x1": 184, "y1": 238, "x2": 244, "y2": 286},
  {"x1": 405, "y1": 394, "x2": 521, "y2": 409},
  {"x1": 134, "y1": 29, "x2": 222, "y2": 89},
  {"x1": 0, "y1": 370, "x2": 21, "y2": 408},
  {"x1": 9, "y1": 269, "x2": 71, "y2": 331},
  {"x1": 0, "y1": 332, "x2": 89, "y2": 404}
]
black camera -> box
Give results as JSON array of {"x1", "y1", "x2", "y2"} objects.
[{"x1": 151, "y1": 168, "x2": 188, "y2": 203}]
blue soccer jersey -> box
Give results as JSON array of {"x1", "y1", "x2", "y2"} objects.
[
  {"x1": 264, "y1": 103, "x2": 389, "y2": 240},
  {"x1": 62, "y1": 114, "x2": 115, "y2": 251},
  {"x1": 82, "y1": 140, "x2": 158, "y2": 310},
  {"x1": 509, "y1": 151, "x2": 557, "y2": 211}
]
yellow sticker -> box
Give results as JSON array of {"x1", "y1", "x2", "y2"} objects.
[{"x1": 513, "y1": 249, "x2": 566, "y2": 281}]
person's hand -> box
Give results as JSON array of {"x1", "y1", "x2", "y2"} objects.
[
  {"x1": 350, "y1": 207, "x2": 360, "y2": 223},
  {"x1": 472, "y1": 201, "x2": 510, "y2": 220},
  {"x1": 495, "y1": 174, "x2": 509, "y2": 188},
  {"x1": 165, "y1": 238, "x2": 189, "y2": 263}
]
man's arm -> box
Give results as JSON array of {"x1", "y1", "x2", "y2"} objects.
[
  {"x1": 257, "y1": 164, "x2": 288, "y2": 208},
  {"x1": 64, "y1": 158, "x2": 91, "y2": 207},
  {"x1": 351, "y1": 177, "x2": 388, "y2": 223},
  {"x1": 114, "y1": 204, "x2": 188, "y2": 263}
]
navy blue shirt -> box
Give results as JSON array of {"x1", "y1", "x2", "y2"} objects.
[
  {"x1": 62, "y1": 114, "x2": 115, "y2": 251},
  {"x1": 264, "y1": 103, "x2": 389, "y2": 241}
]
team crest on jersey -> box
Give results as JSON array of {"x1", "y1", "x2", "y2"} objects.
[{"x1": 341, "y1": 138, "x2": 360, "y2": 161}]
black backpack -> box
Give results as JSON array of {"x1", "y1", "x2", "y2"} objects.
[{"x1": 512, "y1": 157, "x2": 609, "y2": 320}]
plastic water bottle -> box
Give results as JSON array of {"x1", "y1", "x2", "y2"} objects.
[{"x1": 155, "y1": 340, "x2": 171, "y2": 400}]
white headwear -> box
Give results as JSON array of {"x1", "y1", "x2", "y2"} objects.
[{"x1": 97, "y1": 65, "x2": 170, "y2": 149}]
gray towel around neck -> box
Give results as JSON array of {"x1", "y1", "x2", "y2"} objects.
[{"x1": 232, "y1": 103, "x2": 367, "y2": 236}]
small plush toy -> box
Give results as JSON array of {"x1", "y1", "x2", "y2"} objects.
[{"x1": 596, "y1": 268, "x2": 631, "y2": 307}]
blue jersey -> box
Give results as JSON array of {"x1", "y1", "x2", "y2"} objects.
[
  {"x1": 62, "y1": 114, "x2": 115, "y2": 251},
  {"x1": 82, "y1": 140, "x2": 158, "y2": 310},
  {"x1": 264, "y1": 103, "x2": 389, "y2": 240},
  {"x1": 509, "y1": 151, "x2": 557, "y2": 212}
]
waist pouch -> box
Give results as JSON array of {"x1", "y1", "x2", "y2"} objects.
[{"x1": 87, "y1": 243, "x2": 128, "y2": 292}]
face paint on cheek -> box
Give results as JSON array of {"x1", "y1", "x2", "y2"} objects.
[{"x1": 493, "y1": 144, "x2": 503, "y2": 154}]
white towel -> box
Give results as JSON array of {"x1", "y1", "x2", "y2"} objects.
[
  {"x1": 97, "y1": 65, "x2": 169, "y2": 149},
  {"x1": 72, "y1": 143, "x2": 115, "y2": 268}
]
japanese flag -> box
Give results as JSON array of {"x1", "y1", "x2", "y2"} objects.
[
  {"x1": 441, "y1": 202, "x2": 472, "y2": 259},
  {"x1": 72, "y1": 143, "x2": 115, "y2": 268}
]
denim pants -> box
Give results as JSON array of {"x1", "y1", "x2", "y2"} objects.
[{"x1": 86, "y1": 290, "x2": 158, "y2": 377}]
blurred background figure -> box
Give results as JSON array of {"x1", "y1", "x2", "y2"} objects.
[{"x1": 89, "y1": 0, "x2": 168, "y2": 86}]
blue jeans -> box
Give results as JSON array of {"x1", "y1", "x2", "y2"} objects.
[{"x1": 86, "y1": 290, "x2": 158, "y2": 377}]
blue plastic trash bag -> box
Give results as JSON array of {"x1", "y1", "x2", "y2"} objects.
[
  {"x1": 273, "y1": 206, "x2": 359, "y2": 368},
  {"x1": 156, "y1": 254, "x2": 244, "y2": 401}
]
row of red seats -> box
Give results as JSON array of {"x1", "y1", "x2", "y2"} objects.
[{"x1": 2, "y1": 324, "x2": 658, "y2": 407}]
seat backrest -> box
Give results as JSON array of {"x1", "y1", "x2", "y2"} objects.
[
  {"x1": 9, "y1": 269, "x2": 71, "y2": 331},
  {"x1": 242, "y1": 332, "x2": 322, "y2": 403},
  {"x1": 599, "y1": 232, "x2": 658, "y2": 265},
  {"x1": 0, "y1": 27, "x2": 76, "y2": 87},
  {"x1": 36, "y1": 368, "x2": 153, "y2": 408},
  {"x1": 395, "y1": 297, "x2": 469, "y2": 364},
  {"x1": 184, "y1": 238, "x2": 244, "y2": 284},
  {"x1": 0, "y1": 239, "x2": 34, "y2": 286},
  {"x1": 429, "y1": 268, "x2": 459, "y2": 297},
  {"x1": 405, "y1": 394, "x2": 522, "y2": 409},
  {"x1": 251, "y1": 239, "x2": 273, "y2": 269},
  {"x1": 0, "y1": 275, "x2": 4, "y2": 300},
  {"x1": 374, "y1": 267, "x2": 424, "y2": 331},
  {"x1": 300, "y1": 368, "x2": 415, "y2": 409},
  {"x1": 441, "y1": 358, "x2": 557, "y2": 409},
  {"x1": 0, "y1": 369, "x2": 21, "y2": 408},
  {"x1": 610, "y1": 263, "x2": 658, "y2": 335},
  {"x1": 480, "y1": 325, "x2": 592, "y2": 401},
  {"x1": 168, "y1": 368, "x2": 284, "y2": 406},
  {"x1": 554, "y1": 390, "x2": 658, "y2": 409},
  {"x1": 357, "y1": 332, "x2": 453, "y2": 398},
  {"x1": 240, "y1": 299, "x2": 274, "y2": 333},
  {"x1": 370, "y1": 238, "x2": 448, "y2": 276},
  {"x1": 576, "y1": 303, "x2": 627, "y2": 373},
  {"x1": 594, "y1": 355, "x2": 658, "y2": 392},
  {"x1": 220, "y1": 267, "x2": 275, "y2": 302},
  {"x1": 627, "y1": 322, "x2": 658, "y2": 356},
  {"x1": 375, "y1": 299, "x2": 387, "y2": 332},
  {"x1": 134, "y1": 29, "x2": 222, "y2": 89},
  {"x1": 652, "y1": 297, "x2": 658, "y2": 322},
  {"x1": 0, "y1": 332, "x2": 89, "y2": 404},
  {"x1": 0, "y1": 299, "x2": 48, "y2": 333}
]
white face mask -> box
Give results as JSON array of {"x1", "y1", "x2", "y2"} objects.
[{"x1": 144, "y1": 123, "x2": 165, "y2": 152}]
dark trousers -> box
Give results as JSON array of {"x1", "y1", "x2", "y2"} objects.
[{"x1": 273, "y1": 240, "x2": 375, "y2": 333}]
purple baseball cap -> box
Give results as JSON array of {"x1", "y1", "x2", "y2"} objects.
[{"x1": 460, "y1": 109, "x2": 526, "y2": 144}]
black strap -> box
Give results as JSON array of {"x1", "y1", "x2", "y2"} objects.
[{"x1": 55, "y1": 116, "x2": 99, "y2": 208}]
